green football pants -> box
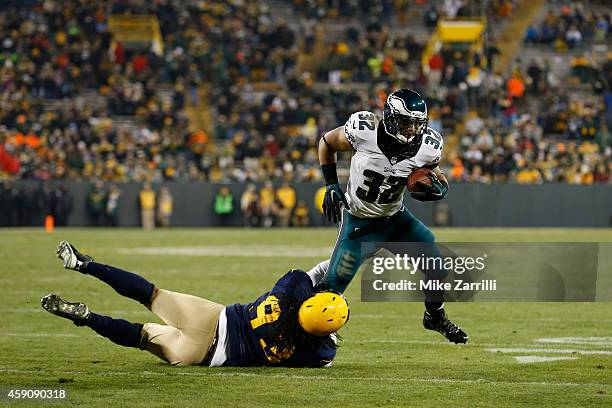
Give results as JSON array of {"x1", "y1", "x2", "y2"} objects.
[{"x1": 317, "y1": 207, "x2": 438, "y2": 293}]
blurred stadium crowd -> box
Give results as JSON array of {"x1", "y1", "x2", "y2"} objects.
[{"x1": 0, "y1": 0, "x2": 610, "y2": 188}]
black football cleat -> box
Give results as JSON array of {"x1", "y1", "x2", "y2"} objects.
[
  {"x1": 423, "y1": 309, "x2": 468, "y2": 344},
  {"x1": 56, "y1": 241, "x2": 93, "y2": 272},
  {"x1": 41, "y1": 294, "x2": 90, "y2": 323}
]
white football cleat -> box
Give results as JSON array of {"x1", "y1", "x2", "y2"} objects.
[{"x1": 56, "y1": 241, "x2": 93, "y2": 272}]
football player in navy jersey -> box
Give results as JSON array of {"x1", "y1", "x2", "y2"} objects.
[
  {"x1": 318, "y1": 89, "x2": 468, "y2": 344},
  {"x1": 41, "y1": 241, "x2": 348, "y2": 367}
]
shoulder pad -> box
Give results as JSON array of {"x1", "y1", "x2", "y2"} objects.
[
  {"x1": 344, "y1": 111, "x2": 378, "y2": 151},
  {"x1": 419, "y1": 127, "x2": 444, "y2": 167},
  {"x1": 422, "y1": 127, "x2": 444, "y2": 150}
]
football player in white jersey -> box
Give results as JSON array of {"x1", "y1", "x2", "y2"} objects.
[{"x1": 316, "y1": 89, "x2": 468, "y2": 344}]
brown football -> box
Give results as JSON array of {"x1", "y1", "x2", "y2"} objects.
[{"x1": 407, "y1": 167, "x2": 434, "y2": 192}]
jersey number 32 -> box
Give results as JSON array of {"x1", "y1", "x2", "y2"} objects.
[{"x1": 356, "y1": 170, "x2": 407, "y2": 205}]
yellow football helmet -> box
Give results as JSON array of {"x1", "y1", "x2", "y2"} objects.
[{"x1": 298, "y1": 292, "x2": 349, "y2": 336}]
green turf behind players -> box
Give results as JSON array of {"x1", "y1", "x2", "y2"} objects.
[{"x1": 0, "y1": 228, "x2": 611, "y2": 407}]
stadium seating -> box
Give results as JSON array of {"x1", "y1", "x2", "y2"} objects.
[{"x1": 0, "y1": 0, "x2": 609, "y2": 185}]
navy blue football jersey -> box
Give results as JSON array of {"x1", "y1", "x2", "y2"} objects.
[{"x1": 224, "y1": 270, "x2": 337, "y2": 367}]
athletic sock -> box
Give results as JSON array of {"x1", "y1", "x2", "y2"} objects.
[
  {"x1": 425, "y1": 302, "x2": 445, "y2": 316},
  {"x1": 85, "y1": 262, "x2": 155, "y2": 306},
  {"x1": 77, "y1": 312, "x2": 142, "y2": 348}
]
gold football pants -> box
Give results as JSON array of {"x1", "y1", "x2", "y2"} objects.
[{"x1": 140, "y1": 289, "x2": 224, "y2": 366}]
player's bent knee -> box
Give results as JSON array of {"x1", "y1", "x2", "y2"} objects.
[{"x1": 140, "y1": 323, "x2": 184, "y2": 365}]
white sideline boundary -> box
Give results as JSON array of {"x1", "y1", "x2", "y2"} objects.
[{"x1": 0, "y1": 368, "x2": 611, "y2": 389}]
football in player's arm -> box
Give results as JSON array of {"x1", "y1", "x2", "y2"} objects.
[
  {"x1": 42, "y1": 242, "x2": 348, "y2": 367},
  {"x1": 316, "y1": 89, "x2": 467, "y2": 344}
]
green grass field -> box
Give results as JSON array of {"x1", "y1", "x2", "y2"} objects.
[{"x1": 1, "y1": 228, "x2": 611, "y2": 407}]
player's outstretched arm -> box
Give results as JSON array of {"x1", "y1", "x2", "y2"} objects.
[
  {"x1": 410, "y1": 166, "x2": 449, "y2": 202},
  {"x1": 318, "y1": 127, "x2": 352, "y2": 223}
]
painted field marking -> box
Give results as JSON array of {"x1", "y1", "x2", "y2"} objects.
[
  {"x1": 535, "y1": 337, "x2": 612, "y2": 346},
  {"x1": 514, "y1": 356, "x2": 578, "y2": 364},
  {"x1": 487, "y1": 337, "x2": 612, "y2": 364}
]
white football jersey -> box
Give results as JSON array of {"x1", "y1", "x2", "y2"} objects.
[{"x1": 342, "y1": 111, "x2": 443, "y2": 218}]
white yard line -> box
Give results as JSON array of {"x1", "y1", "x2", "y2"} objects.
[{"x1": 0, "y1": 368, "x2": 610, "y2": 388}]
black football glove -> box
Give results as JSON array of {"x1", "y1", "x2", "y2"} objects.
[
  {"x1": 410, "y1": 173, "x2": 448, "y2": 202},
  {"x1": 322, "y1": 183, "x2": 349, "y2": 223}
]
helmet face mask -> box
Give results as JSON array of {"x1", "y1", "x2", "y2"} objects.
[
  {"x1": 383, "y1": 89, "x2": 429, "y2": 144},
  {"x1": 394, "y1": 115, "x2": 428, "y2": 141}
]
